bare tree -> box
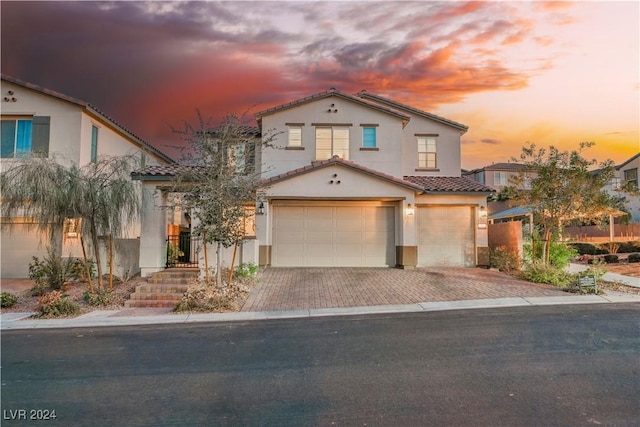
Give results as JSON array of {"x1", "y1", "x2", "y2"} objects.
[{"x1": 168, "y1": 111, "x2": 275, "y2": 286}]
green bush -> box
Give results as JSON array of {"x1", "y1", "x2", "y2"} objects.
[
  {"x1": 35, "y1": 291, "x2": 81, "y2": 318},
  {"x1": 0, "y1": 291, "x2": 18, "y2": 308},
  {"x1": 519, "y1": 264, "x2": 575, "y2": 287},
  {"x1": 83, "y1": 290, "x2": 115, "y2": 307},
  {"x1": 490, "y1": 246, "x2": 521, "y2": 273},
  {"x1": 603, "y1": 254, "x2": 619, "y2": 264},
  {"x1": 234, "y1": 262, "x2": 259, "y2": 279},
  {"x1": 549, "y1": 243, "x2": 579, "y2": 269},
  {"x1": 617, "y1": 242, "x2": 640, "y2": 253},
  {"x1": 28, "y1": 247, "x2": 76, "y2": 295},
  {"x1": 628, "y1": 253, "x2": 640, "y2": 263},
  {"x1": 569, "y1": 243, "x2": 607, "y2": 255}
]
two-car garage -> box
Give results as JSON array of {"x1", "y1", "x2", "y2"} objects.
[{"x1": 270, "y1": 202, "x2": 476, "y2": 268}]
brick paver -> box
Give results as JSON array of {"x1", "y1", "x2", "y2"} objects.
[{"x1": 241, "y1": 267, "x2": 570, "y2": 312}]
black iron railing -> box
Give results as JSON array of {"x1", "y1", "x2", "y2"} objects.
[{"x1": 166, "y1": 233, "x2": 200, "y2": 268}]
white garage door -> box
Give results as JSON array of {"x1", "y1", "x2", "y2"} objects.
[
  {"x1": 418, "y1": 206, "x2": 475, "y2": 267},
  {"x1": 272, "y1": 204, "x2": 395, "y2": 267},
  {"x1": 1, "y1": 224, "x2": 50, "y2": 278}
]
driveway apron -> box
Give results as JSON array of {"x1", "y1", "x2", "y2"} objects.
[{"x1": 241, "y1": 267, "x2": 569, "y2": 312}]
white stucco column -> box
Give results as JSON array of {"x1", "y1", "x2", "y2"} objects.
[{"x1": 139, "y1": 186, "x2": 168, "y2": 277}]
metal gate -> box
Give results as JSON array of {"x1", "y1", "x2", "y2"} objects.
[{"x1": 166, "y1": 233, "x2": 200, "y2": 268}]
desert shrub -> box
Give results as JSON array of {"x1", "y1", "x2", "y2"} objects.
[
  {"x1": 549, "y1": 243, "x2": 579, "y2": 269},
  {"x1": 175, "y1": 280, "x2": 248, "y2": 312},
  {"x1": 69, "y1": 258, "x2": 96, "y2": 282},
  {"x1": 490, "y1": 246, "x2": 521, "y2": 273},
  {"x1": 569, "y1": 243, "x2": 602, "y2": 255},
  {"x1": 0, "y1": 291, "x2": 18, "y2": 308},
  {"x1": 519, "y1": 264, "x2": 575, "y2": 287},
  {"x1": 28, "y1": 247, "x2": 77, "y2": 295},
  {"x1": 617, "y1": 242, "x2": 640, "y2": 253},
  {"x1": 83, "y1": 290, "x2": 115, "y2": 307},
  {"x1": 35, "y1": 291, "x2": 81, "y2": 318},
  {"x1": 234, "y1": 262, "x2": 259, "y2": 279},
  {"x1": 603, "y1": 254, "x2": 619, "y2": 264},
  {"x1": 628, "y1": 253, "x2": 640, "y2": 263}
]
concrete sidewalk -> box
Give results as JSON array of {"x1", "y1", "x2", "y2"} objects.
[{"x1": 2, "y1": 292, "x2": 639, "y2": 330}]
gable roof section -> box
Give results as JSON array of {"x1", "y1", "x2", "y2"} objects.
[
  {"x1": 357, "y1": 91, "x2": 468, "y2": 133},
  {"x1": 1, "y1": 74, "x2": 174, "y2": 164},
  {"x1": 255, "y1": 88, "x2": 411, "y2": 125},
  {"x1": 616, "y1": 152, "x2": 640, "y2": 170},
  {"x1": 463, "y1": 162, "x2": 528, "y2": 175},
  {"x1": 260, "y1": 156, "x2": 424, "y2": 192},
  {"x1": 404, "y1": 176, "x2": 494, "y2": 194}
]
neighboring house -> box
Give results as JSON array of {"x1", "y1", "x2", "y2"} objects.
[
  {"x1": 133, "y1": 88, "x2": 494, "y2": 276},
  {"x1": 463, "y1": 162, "x2": 533, "y2": 192},
  {"x1": 1, "y1": 74, "x2": 173, "y2": 278},
  {"x1": 606, "y1": 152, "x2": 640, "y2": 222}
]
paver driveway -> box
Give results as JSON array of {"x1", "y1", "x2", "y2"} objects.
[{"x1": 241, "y1": 267, "x2": 569, "y2": 312}]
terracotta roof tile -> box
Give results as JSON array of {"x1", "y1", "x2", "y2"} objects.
[{"x1": 403, "y1": 176, "x2": 495, "y2": 193}]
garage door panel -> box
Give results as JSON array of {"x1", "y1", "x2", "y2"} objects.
[
  {"x1": 418, "y1": 207, "x2": 474, "y2": 267},
  {"x1": 273, "y1": 205, "x2": 395, "y2": 267}
]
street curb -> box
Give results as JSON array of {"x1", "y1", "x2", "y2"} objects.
[{"x1": 2, "y1": 292, "x2": 639, "y2": 331}]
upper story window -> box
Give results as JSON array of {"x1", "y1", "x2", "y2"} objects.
[
  {"x1": 315, "y1": 127, "x2": 349, "y2": 160},
  {"x1": 287, "y1": 126, "x2": 302, "y2": 147},
  {"x1": 91, "y1": 125, "x2": 99, "y2": 163},
  {"x1": 417, "y1": 136, "x2": 436, "y2": 169},
  {"x1": 494, "y1": 171, "x2": 508, "y2": 186},
  {"x1": 362, "y1": 126, "x2": 377, "y2": 148},
  {"x1": 1, "y1": 116, "x2": 50, "y2": 158},
  {"x1": 623, "y1": 168, "x2": 638, "y2": 188},
  {"x1": 229, "y1": 143, "x2": 246, "y2": 174}
]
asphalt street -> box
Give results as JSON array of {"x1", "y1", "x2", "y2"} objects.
[{"x1": 1, "y1": 303, "x2": 639, "y2": 426}]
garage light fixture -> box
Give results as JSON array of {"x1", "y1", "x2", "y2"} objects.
[
  {"x1": 257, "y1": 202, "x2": 265, "y2": 215},
  {"x1": 479, "y1": 206, "x2": 487, "y2": 218},
  {"x1": 406, "y1": 203, "x2": 414, "y2": 216}
]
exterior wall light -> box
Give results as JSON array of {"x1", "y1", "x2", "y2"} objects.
[
  {"x1": 257, "y1": 202, "x2": 265, "y2": 215},
  {"x1": 406, "y1": 203, "x2": 415, "y2": 216},
  {"x1": 479, "y1": 205, "x2": 487, "y2": 218}
]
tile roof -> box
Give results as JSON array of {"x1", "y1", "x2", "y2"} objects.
[
  {"x1": 260, "y1": 156, "x2": 425, "y2": 192},
  {"x1": 357, "y1": 91, "x2": 468, "y2": 132},
  {"x1": 463, "y1": 162, "x2": 528, "y2": 175},
  {"x1": 1, "y1": 74, "x2": 175, "y2": 164},
  {"x1": 131, "y1": 164, "x2": 201, "y2": 180},
  {"x1": 255, "y1": 88, "x2": 411, "y2": 123},
  {"x1": 403, "y1": 176, "x2": 495, "y2": 193}
]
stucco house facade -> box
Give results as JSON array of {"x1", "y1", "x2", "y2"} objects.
[
  {"x1": 608, "y1": 153, "x2": 640, "y2": 222},
  {"x1": 134, "y1": 89, "x2": 493, "y2": 276},
  {"x1": 0, "y1": 75, "x2": 173, "y2": 278}
]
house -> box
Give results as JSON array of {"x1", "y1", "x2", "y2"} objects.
[
  {"x1": 462, "y1": 162, "x2": 533, "y2": 192},
  {"x1": 607, "y1": 152, "x2": 640, "y2": 222},
  {"x1": 0, "y1": 74, "x2": 173, "y2": 278},
  {"x1": 133, "y1": 88, "x2": 494, "y2": 275}
]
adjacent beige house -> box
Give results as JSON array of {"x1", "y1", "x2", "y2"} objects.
[
  {"x1": 134, "y1": 89, "x2": 493, "y2": 275},
  {"x1": 607, "y1": 153, "x2": 640, "y2": 222},
  {"x1": 0, "y1": 74, "x2": 173, "y2": 278},
  {"x1": 462, "y1": 162, "x2": 533, "y2": 192}
]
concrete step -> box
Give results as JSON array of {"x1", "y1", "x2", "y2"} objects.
[
  {"x1": 128, "y1": 292, "x2": 183, "y2": 301},
  {"x1": 136, "y1": 284, "x2": 190, "y2": 293},
  {"x1": 124, "y1": 299, "x2": 181, "y2": 309},
  {"x1": 148, "y1": 269, "x2": 199, "y2": 285}
]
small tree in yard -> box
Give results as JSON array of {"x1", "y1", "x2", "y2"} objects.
[
  {"x1": 168, "y1": 111, "x2": 275, "y2": 287},
  {"x1": 1, "y1": 155, "x2": 139, "y2": 292},
  {"x1": 505, "y1": 142, "x2": 621, "y2": 266}
]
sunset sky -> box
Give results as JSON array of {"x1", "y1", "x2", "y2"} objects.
[{"x1": 1, "y1": 1, "x2": 638, "y2": 170}]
